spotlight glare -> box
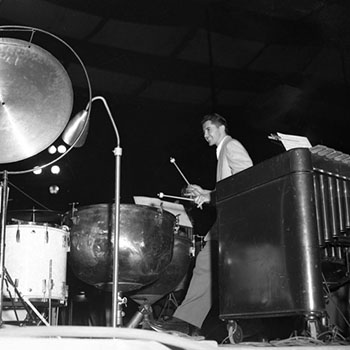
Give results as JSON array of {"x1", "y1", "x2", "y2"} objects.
[
  {"x1": 51, "y1": 165, "x2": 60, "y2": 174},
  {"x1": 33, "y1": 166, "x2": 42, "y2": 175},
  {"x1": 57, "y1": 145, "x2": 67, "y2": 154},
  {"x1": 48, "y1": 145, "x2": 57, "y2": 154},
  {"x1": 49, "y1": 185, "x2": 60, "y2": 194}
]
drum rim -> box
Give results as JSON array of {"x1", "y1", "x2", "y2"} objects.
[
  {"x1": 6, "y1": 221, "x2": 64, "y2": 229},
  {"x1": 64, "y1": 203, "x2": 177, "y2": 219}
]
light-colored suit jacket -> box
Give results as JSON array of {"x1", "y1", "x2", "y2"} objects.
[
  {"x1": 207, "y1": 135, "x2": 252, "y2": 240},
  {"x1": 216, "y1": 136, "x2": 253, "y2": 182}
]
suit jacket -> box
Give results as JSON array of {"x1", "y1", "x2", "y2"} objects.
[
  {"x1": 216, "y1": 136, "x2": 253, "y2": 182},
  {"x1": 209, "y1": 135, "x2": 253, "y2": 240}
]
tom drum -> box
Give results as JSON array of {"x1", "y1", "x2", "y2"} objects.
[{"x1": 3, "y1": 223, "x2": 70, "y2": 305}]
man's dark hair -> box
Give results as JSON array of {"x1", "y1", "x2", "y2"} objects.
[{"x1": 201, "y1": 113, "x2": 229, "y2": 134}]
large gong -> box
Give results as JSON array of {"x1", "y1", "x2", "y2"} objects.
[
  {"x1": 66, "y1": 204, "x2": 175, "y2": 293},
  {"x1": 0, "y1": 37, "x2": 73, "y2": 163}
]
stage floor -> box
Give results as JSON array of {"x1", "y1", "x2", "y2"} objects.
[
  {"x1": 0, "y1": 326, "x2": 349, "y2": 350},
  {"x1": 1, "y1": 282, "x2": 349, "y2": 349}
]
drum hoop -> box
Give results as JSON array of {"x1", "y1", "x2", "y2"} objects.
[
  {"x1": 6, "y1": 221, "x2": 63, "y2": 229},
  {"x1": 66, "y1": 203, "x2": 177, "y2": 220}
]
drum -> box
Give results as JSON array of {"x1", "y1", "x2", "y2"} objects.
[
  {"x1": 130, "y1": 227, "x2": 193, "y2": 305},
  {"x1": 65, "y1": 204, "x2": 175, "y2": 293},
  {"x1": 3, "y1": 223, "x2": 70, "y2": 304}
]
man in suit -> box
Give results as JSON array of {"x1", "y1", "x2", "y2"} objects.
[{"x1": 158, "y1": 113, "x2": 253, "y2": 335}]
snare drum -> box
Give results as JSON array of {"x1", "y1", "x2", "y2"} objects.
[{"x1": 3, "y1": 223, "x2": 70, "y2": 305}]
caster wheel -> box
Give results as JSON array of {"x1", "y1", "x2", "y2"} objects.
[{"x1": 227, "y1": 321, "x2": 243, "y2": 344}]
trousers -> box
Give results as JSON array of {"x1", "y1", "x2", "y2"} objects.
[{"x1": 173, "y1": 240, "x2": 215, "y2": 328}]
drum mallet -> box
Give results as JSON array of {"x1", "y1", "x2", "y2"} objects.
[
  {"x1": 158, "y1": 192, "x2": 195, "y2": 202},
  {"x1": 170, "y1": 157, "x2": 191, "y2": 185}
]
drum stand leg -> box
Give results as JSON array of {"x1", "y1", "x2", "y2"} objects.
[
  {"x1": 3, "y1": 273, "x2": 35, "y2": 325},
  {"x1": 3, "y1": 268, "x2": 50, "y2": 326},
  {"x1": 126, "y1": 293, "x2": 177, "y2": 329},
  {"x1": 157, "y1": 292, "x2": 179, "y2": 321},
  {"x1": 126, "y1": 303, "x2": 153, "y2": 329},
  {"x1": 126, "y1": 300, "x2": 181, "y2": 333},
  {"x1": 126, "y1": 303, "x2": 169, "y2": 332}
]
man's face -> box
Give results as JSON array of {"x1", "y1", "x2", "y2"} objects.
[{"x1": 202, "y1": 120, "x2": 225, "y2": 146}]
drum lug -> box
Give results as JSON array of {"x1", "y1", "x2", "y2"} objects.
[
  {"x1": 16, "y1": 225, "x2": 20, "y2": 243},
  {"x1": 61, "y1": 225, "x2": 70, "y2": 232},
  {"x1": 174, "y1": 216, "x2": 180, "y2": 235},
  {"x1": 63, "y1": 234, "x2": 70, "y2": 249},
  {"x1": 61, "y1": 225, "x2": 71, "y2": 250},
  {"x1": 42, "y1": 279, "x2": 47, "y2": 294},
  {"x1": 63, "y1": 283, "x2": 69, "y2": 301}
]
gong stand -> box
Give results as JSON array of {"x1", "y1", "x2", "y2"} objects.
[
  {"x1": 0, "y1": 25, "x2": 92, "y2": 327},
  {"x1": 0, "y1": 172, "x2": 9, "y2": 326}
]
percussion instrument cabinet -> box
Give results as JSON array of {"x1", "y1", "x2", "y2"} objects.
[{"x1": 217, "y1": 147, "x2": 350, "y2": 322}]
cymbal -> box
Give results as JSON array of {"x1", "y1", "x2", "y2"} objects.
[
  {"x1": 7, "y1": 209, "x2": 63, "y2": 224},
  {"x1": 0, "y1": 37, "x2": 73, "y2": 164}
]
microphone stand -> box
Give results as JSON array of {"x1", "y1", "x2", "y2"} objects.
[
  {"x1": 94, "y1": 97, "x2": 123, "y2": 327},
  {"x1": 62, "y1": 96, "x2": 123, "y2": 327},
  {"x1": 112, "y1": 136, "x2": 122, "y2": 327},
  {"x1": 84, "y1": 97, "x2": 123, "y2": 327}
]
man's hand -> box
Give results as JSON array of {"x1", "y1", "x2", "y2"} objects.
[{"x1": 184, "y1": 184, "x2": 211, "y2": 209}]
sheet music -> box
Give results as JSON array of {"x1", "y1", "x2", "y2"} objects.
[
  {"x1": 133, "y1": 196, "x2": 193, "y2": 228},
  {"x1": 268, "y1": 132, "x2": 312, "y2": 151}
]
